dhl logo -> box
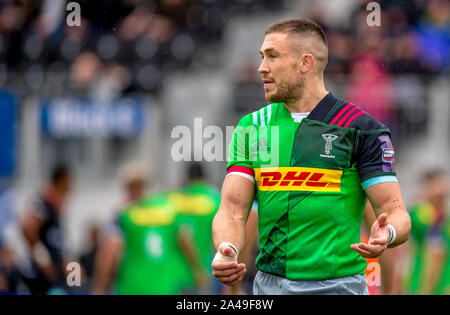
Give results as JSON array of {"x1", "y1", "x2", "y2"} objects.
[{"x1": 254, "y1": 167, "x2": 342, "y2": 192}]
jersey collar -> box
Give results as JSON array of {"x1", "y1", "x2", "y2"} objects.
[
  {"x1": 274, "y1": 92, "x2": 341, "y2": 123},
  {"x1": 307, "y1": 92, "x2": 341, "y2": 123}
]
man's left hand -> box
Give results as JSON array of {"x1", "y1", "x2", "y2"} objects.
[{"x1": 351, "y1": 213, "x2": 389, "y2": 258}]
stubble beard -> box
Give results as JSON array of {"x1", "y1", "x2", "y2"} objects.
[{"x1": 265, "y1": 75, "x2": 304, "y2": 105}]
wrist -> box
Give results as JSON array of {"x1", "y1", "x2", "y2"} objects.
[{"x1": 387, "y1": 224, "x2": 397, "y2": 246}]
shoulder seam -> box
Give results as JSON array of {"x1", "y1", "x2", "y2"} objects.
[{"x1": 359, "y1": 128, "x2": 390, "y2": 135}]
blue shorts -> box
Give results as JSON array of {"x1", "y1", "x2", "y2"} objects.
[{"x1": 253, "y1": 271, "x2": 369, "y2": 295}]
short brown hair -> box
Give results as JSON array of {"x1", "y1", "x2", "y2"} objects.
[
  {"x1": 265, "y1": 19, "x2": 328, "y2": 46},
  {"x1": 266, "y1": 19, "x2": 328, "y2": 72}
]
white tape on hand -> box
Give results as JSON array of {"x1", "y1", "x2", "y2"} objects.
[{"x1": 214, "y1": 242, "x2": 238, "y2": 263}]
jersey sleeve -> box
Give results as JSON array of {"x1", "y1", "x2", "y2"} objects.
[
  {"x1": 251, "y1": 200, "x2": 258, "y2": 212},
  {"x1": 356, "y1": 131, "x2": 397, "y2": 189},
  {"x1": 226, "y1": 114, "x2": 256, "y2": 182},
  {"x1": 353, "y1": 116, "x2": 398, "y2": 190}
]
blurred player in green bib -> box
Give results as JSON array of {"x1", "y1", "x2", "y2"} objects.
[
  {"x1": 169, "y1": 163, "x2": 221, "y2": 294},
  {"x1": 92, "y1": 165, "x2": 204, "y2": 295},
  {"x1": 116, "y1": 193, "x2": 188, "y2": 294},
  {"x1": 406, "y1": 170, "x2": 450, "y2": 294}
]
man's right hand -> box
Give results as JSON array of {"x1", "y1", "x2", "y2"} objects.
[{"x1": 211, "y1": 245, "x2": 247, "y2": 286}]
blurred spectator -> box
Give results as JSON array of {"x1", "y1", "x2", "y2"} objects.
[
  {"x1": 78, "y1": 0, "x2": 134, "y2": 32},
  {"x1": 155, "y1": 0, "x2": 190, "y2": 26},
  {"x1": 59, "y1": 16, "x2": 91, "y2": 63},
  {"x1": 146, "y1": 15, "x2": 176, "y2": 44},
  {"x1": 69, "y1": 51, "x2": 102, "y2": 92},
  {"x1": 325, "y1": 29, "x2": 353, "y2": 77},
  {"x1": 387, "y1": 31, "x2": 428, "y2": 74},
  {"x1": 345, "y1": 52, "x2": 395, "y2": 127},
  {"x1": 117, "y1": 6, "x2": 152, "y2": 42},
  {"x1": 0, "y1": 0, "x2": 443, "y2": 98},
  {"x1": 0, "y1": 0, "x2": 286, "y2": 96},
  {"x1": 19, "y1": 164, "x2": 73, "y2": 295},
  {"x1": 405, "y1": 169, "x2": 450, "y2": 294},
  {"x1": 92, "y1": 62, "x2": 132, "y2": 101},
  {"x1": 415, "y1": 0, "x2": 450, "y2": 73}
]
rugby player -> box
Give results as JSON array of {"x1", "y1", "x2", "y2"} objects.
[
  {"x1": 407, "y1": 170, "x2": 450, "y2": 294},
  {"x1": 91, "y1": 163, "x2": 207, "y2": 295},
  {"x1": 168, "y1": 163, "x2": 221, "y2": 294},
  {"x1": 211, "y1": 19, "x2": 411, "y2": 295},
  {"x1": 20, "y1": 165, "x2": 73, "y2": 295}
]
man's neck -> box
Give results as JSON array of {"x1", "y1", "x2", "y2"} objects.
[{"x1": 283, "y1": 83, "x2": 328, "y2": 113}]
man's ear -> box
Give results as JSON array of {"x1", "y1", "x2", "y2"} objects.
[{"x1": 299, "y1": 53, "x2": 315, "y2": 74}]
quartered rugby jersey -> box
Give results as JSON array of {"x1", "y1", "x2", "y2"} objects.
[{"x1": 226, "y1": 92, "x2": 398, "y2": 280}]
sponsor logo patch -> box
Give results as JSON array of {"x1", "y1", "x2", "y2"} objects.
[
  {"x1": 254, "y1": 167, "x2": 342, "y2": 192},
  {"x1": 382, "y1": 149, "x2": 395, "y2": 160},
  {"x1": 378, "y1": 135, "x2": 395, "y2": 172}
]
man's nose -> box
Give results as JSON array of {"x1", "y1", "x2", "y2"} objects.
[{"x1": 258, "y1": 60, "x2": 269, "y2": 73}]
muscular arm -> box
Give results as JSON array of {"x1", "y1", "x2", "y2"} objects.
[
  {"x1": 211, "y1": 174, "x2": 255, "y2": 286},
  {"x1": 224, "y1": 208, "x2": 259, "y2": 295},
  {"x1": 365, "y1": 182, "x2": 411, "y2": 247},
  {"x1": 212, "y1": 175, "x2": 255, "y2": 254},
  {"x1": 352, "y1": 182, "x2": 411, "y2": 259}
]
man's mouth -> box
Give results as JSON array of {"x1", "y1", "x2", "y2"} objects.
[{"x1": 263, "y1": 79, "x2": 275, "y2": 88}]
